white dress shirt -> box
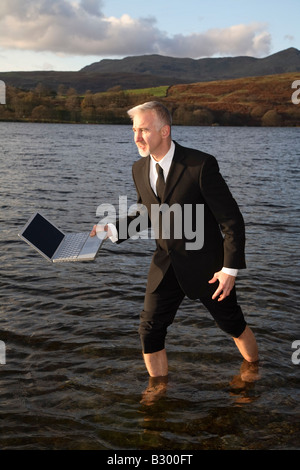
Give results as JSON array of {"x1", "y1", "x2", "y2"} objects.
[{"x1": 149, "y1": 140, "x2": 175, "y2": 195}]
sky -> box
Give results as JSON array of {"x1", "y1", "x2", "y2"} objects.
[{"x1": 0, "y1": 0, "x2": 299, "y2": 72}]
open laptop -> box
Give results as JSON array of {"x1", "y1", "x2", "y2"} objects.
[{"x1": 18, "y1": 212, "x2": 106, "y2": 263}]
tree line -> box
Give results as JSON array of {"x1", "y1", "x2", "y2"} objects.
[
  {"x1": 0, "y1": 84, "x2": 135, "y2": 124},
  {"x1": 0, "y1": 82, "x2": 298, "y2": 127}
]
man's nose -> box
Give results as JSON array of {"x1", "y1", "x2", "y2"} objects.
[{"x1": 135, "y1": 130, "x2": 143, "y2": 142}]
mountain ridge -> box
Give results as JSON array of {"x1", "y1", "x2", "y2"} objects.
[
  {"x1": 80, "y1": 47, "x2": 300, "y2": 82},
  {"x1": 0, "y1": 48, "x2": 299, "y2": 94}
]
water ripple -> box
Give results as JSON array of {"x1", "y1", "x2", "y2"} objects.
[{"x1": 0, "y1": 123, "x2": 299, "y2": 450}]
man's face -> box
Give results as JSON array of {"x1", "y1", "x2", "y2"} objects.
[{"x1": 132, "y1": 110, "x2": 166, "y2": 159}]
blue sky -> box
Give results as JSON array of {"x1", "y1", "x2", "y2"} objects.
[{"x1": 0, "y1": 0, "x2": 298, "y2": 71}]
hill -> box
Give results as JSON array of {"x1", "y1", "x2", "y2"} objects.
[
  {"x1": 0, "y1": 71, "x2": 184, "y2": 95},
  {"x1": 81, "y1": 48, "x2": 300, "y2": 82},
  {"x1": 165, "y1": 72, "x2": 300, "y2": 126},
  {"x1": 0, "y1": 48, "x2": 299, "y2": 94}
]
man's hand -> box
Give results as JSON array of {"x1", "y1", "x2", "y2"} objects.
[
  {"x1": 90, "y1": 224, "x2": 112, "y2": 239},
  {"x1": 208, "y1": 270, "x2": 236, "y2": 301}
]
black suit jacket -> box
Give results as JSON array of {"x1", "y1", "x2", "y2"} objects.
[{"x1": 117, "y1": 141, "x2": 246, "y2": 299}]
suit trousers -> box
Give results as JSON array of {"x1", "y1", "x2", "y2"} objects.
[{"x1": 139, "y1": 264, "x2": 247, "y2": 354}]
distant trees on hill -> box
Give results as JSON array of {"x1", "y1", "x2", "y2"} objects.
[
  {"x1": 0, "y1": 79, "x2": 299, "y2": 127},
  {"x1": 0, "y1": 85, "x2": 148, "y2": 124}
]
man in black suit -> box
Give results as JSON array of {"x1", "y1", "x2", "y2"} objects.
[{"x1": 91, "y1": 101, "x2": 258, "y2": 379}]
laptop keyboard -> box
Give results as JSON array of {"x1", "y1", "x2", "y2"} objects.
[{"x1": 55, "y1": 232, "x2": 89, "y2": 260}]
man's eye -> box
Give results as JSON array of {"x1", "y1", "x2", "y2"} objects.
[{"x1": 133, "y1": 128, "x2": 148, "y2": 134}]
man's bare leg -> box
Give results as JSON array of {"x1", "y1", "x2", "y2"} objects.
[
  {"x1": 143, "y1": 348, "x2": 168, "y2": 377},
  {"x1": 233, "y1": 325, "x2": 260, "y2": 381},
  {"x1": 142, "y1": 327, "x2": 258, "y2": 379},
  {"x1": 141, "y1": 349, "x2": 168, "y2": 405},
  {"x1": 233, "y1": 325, "x2": 259, "y2": 363}
]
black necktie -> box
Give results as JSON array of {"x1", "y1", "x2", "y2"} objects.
[{"x1": 156, "y1": 163, "x2": 165, "y2": 202}]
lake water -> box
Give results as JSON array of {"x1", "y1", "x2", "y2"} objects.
[{"x1": 0, "y1": 122, "x2": 299, "y2": 451}]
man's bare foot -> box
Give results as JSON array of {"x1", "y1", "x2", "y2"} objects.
[
  {"x1": 140, "y1": 376, "x2": 168, "y2": 406},
  {"x1": 240, "y1": 359, "x2": 261, "y2": 382}
]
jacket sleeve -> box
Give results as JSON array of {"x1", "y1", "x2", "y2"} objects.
[{"x1": 199, "y1": 155, "x2": 246, "y2": 269}]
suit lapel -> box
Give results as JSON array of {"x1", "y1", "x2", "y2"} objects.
[
  {"x1": 163, "y1": 142, "x2": 185, "y2": 202},
  {"x1": 138, "y1": 142, "x2": 186, "y2": 204},
  {"x1": 141, "y1": 155, "x2": 158, "y2": 204}
]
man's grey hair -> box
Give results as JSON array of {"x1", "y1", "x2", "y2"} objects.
[{"x1": 127, "y1": 101, "x2": 172, "y2": 129}]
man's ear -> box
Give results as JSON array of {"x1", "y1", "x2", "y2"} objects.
[{"x1": 161, "y1": 125, "x2": 170, "y2": 138}]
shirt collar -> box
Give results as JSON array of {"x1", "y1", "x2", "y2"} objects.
[{"x1": 150, "y1": 140, "x2": 175, "y2": 172}]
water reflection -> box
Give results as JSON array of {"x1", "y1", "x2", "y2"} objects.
[
  {"x1": 139, "y1": 359, "x2": 262, "y2": 450},
  {"x1": 229, "y1": 359, "x2": 261, "y2": 405},
  {"x1": 140, "y1": 359, "x2": 261, "y2": 408}
]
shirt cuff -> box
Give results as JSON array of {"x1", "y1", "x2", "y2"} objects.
[
  {"x1": 221, "y1": 267, "x2": 238, "y2": 277},
  {"x1": 107, "y1": 223, "x2": 118, "y2": 243}
]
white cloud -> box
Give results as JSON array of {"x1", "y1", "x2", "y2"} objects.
[
  {"x1": 0, "y1": 0, "x2": 271, "y2": 58},
  {"x1": 157, "y1": 23, "x2": 271, "y2": 58}
]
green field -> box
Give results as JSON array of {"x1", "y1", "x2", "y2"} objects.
[{"x1": 124, "y1": 86, "x2": 169, "y2": 97}]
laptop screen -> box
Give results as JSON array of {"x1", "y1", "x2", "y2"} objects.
[{"x1": 22, "y1": 212, "x2": 65, "y2": 259}]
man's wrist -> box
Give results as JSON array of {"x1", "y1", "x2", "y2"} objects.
[
  {"x1": 221, "y1": 267, "x2": 238, "y2": 277},
  {"x1": 107, "y1": 223, "x2": 118, "y2": 242}
]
